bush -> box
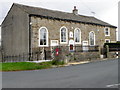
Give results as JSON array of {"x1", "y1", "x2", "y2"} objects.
[
  {"x1": 104, "y1": 43, "x2": 120, "y2": 48},
  {"x1": 51, "y1": 60, "x2": 64, "y2": 65}
]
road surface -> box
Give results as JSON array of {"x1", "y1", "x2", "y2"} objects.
[{"x1": 2, "y1": 59, "x2": 119, "y2": 88}]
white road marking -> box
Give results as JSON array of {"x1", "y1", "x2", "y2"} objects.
[{"x1": 106, "y1": 83, "x2": 120, "y2": 87}]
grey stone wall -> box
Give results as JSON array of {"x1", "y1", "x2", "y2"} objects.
[
  {"x1": 0, "y1": 52, "x2": 2, "y2": 62},
  {"x1": 30, "y1": 16, "x2": 116, "y2": 61},
  {"x1": 1, "y1": 6, "x2": 117, "y2": 62},
  {"x1": 107, "y1": 52, "x2": 116, "y2": 58},
  {"x1": 2, "y1": 4, "x2": 29, "y2": 57},
  {"x1": 52, "y1": 46, "x2": 100, "y2": 62},
  {"x1": 30, "y1": 16, "x2": 116, "y2": 49},
  {"x1": 0, "y1": 47, "x2": 2, "y2": 62}
]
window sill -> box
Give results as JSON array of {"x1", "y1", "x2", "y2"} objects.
[
  {"x1": 75, "y1": 42, "x2": 81, "y2": 44},
  {"x1": 38, "y1": 45, "x2": 49, "y2": 47},
  {"x1": 60, "y1": 42, "x2": 68, "y2": 44},
  {"x1": 105, "y1": 35, "x2": 110, "y2": 36}
]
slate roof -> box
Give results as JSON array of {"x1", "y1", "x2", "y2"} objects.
[{"x1": 14, "y1": 3, "x2": 116, "y2": 28}]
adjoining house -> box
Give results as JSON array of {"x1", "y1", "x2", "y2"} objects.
[{"x1": 1, "y1": 3, "x2": 117, "y2": 62}]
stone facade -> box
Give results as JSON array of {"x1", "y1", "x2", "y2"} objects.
[
  {"x1": 55, "y1": 46, "x2": 100, "y2": 62},
  {"x1": 29, "y1": 16, "x2": 116, "y2": 61},
  {"x1": 31, "y1": 16, "x2": 116, "y2": 49},
  {"x1": 1, "y1": 3, "x2": 117, "y2": 62}
]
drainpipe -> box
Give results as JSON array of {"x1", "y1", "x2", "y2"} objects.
[{"x1": 29, "y1": 15, "x2": 32, "y2": 61}]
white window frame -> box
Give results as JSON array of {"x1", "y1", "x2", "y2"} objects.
[
  {"x1": 105, "y1": 39, "x2": 110, "y2": 43},
  {"x1": 51, "y1": 40, "x2": 59, "y2": 46},
  {"x1": 60, "y1": 26, "x2": 68, "y2": 44},
  {"x1": 104, "y1": 27, "x2": 110, "y2": 36},
  {"x1": 38, "y1": 26, "x2": 49, "y2": 47},
  {"x1": 89, "y1": 31, "x2": 96, "y2": 46},
  {"x1": 74, "y1": 28, "x2": 81, "y2": 44}
]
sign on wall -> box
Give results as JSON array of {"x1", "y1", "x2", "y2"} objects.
[
  {"x1": 51, "y1": 40, "x2": 59, "y2": 46},
  {"x1": 82, "y1": 41, "x2": 88, "y2": 51},
  {"x1": 69, "y1": 32, "x2": 73, "y2": 38}
]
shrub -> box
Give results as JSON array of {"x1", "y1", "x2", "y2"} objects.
[
  {"x1": 104, "y1": 43, "x2": 120, "y2": 48},
  {"x1": 51, "y1": 60, "x2": 64, "y2": 65}
]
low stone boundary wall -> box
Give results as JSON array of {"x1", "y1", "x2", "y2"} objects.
[
  {"x1": 0, "y1": 52, "x2": 2, "y2": 62},
  {"x1": 53, "y1": 46, "x2": 100, "y2": 62}
]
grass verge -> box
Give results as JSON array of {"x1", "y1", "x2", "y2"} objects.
[{"x1": 0, "y1": 60, "x2": 64, "y2": 71}]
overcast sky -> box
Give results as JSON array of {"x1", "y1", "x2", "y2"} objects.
[{"x1": 0, "y1": 0, "x2": 119, "y2": 41}]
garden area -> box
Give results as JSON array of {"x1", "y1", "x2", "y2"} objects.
[{"x1": 0, "y1": 60, "x2": 64, "y2": 71}]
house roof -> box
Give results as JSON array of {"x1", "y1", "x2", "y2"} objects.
[{"x1": 14, "y1": 3, "x2": 116, "y2": 28}]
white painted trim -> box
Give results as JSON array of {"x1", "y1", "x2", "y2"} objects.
[
  {"x1": 38, "y1": 26, "x2": 49, "y2": 47},
  {"x1": 74, "y1": 28, "x2": 81, "y2": 44},
  {"x1": 105, "y1": 39, "x2": 110, "y2": 43},
  {"x1": 89, "y1": 31, "x2": 96, "y2": 46},
  {"x1": 60, "y1": 26, "x2": 68, "y2": 44},
  {"x1": 69, "y1": 39, "x2": 75, "y2": 51},
  {"x1": 104, "y1": 27, "x2": 110, "y2": 36}
]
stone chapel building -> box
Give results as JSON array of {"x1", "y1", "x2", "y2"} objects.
[{"x1": 1, "y1": 3, "x2": 117, "y2": 61}]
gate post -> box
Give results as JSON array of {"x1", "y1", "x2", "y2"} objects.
[
  {"x1": 106, "y1": 45, "x2": 109, "y2": 58},
  {"x1": 99, "y1": 47, "x2": 103, "y2": 58}
]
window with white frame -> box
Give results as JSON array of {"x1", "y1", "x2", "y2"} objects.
[
  {"x1": 39, "y1": 27, "x2": 48, "y2": 46},
  {"x1": 104, "y1": 27, "x2": 110, "y2": 36},
  {"x1": 60, "y1": 27, "x2": 68, "y2": 43},
  {"x1": 89, "y1": 31, "x2": 95, "y2": 46},
  {"x1": 74, "y1": 28, "x2": 81, "y2": 44},
  {"x1": 105, "y1": 39, "x2": 110, "y2": 43}
]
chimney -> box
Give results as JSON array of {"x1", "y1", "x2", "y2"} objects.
[{"x1": 72, "y1": 6, "x2": 78, "y2": 15}]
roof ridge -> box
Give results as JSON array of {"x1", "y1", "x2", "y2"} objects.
[
  {"x1": 12, "y1": 3, "x2": 116, "y2": 28},
  {"x1": 13, "y1": 3, "x2": 94, "y2": 18}
]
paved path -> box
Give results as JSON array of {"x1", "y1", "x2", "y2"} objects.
[{"x1": 2, "y1": 59, "x2": 118, "y2": 88}]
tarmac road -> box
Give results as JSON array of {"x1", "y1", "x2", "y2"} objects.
[{"x1": 2, "y1": 59, "x2": 119, "y2": 88}]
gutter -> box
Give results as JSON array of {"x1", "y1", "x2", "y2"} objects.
[
  {"x1": 29, "y1": 15, "x2": 32, "y2": 61},
  {"x1": 29, "y1": 14, "x2": 117, "y2": 28}
]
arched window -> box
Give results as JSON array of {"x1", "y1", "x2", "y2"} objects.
[
  {"x1": 89, "y1": 31, "x2": 95, "y2": 46},
  {"x1": 39, "y1": 27, "x2": 48, "y2": 46},
  {"x1": 60, "y1": 27, "x2": 68, "y2": 43},
  {"x1": 74, "y1": 28, "x2": 81, "y2": 44}
]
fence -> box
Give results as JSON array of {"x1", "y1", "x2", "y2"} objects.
[
  {"x1": 2, "y1": 53, "x2": 30, "y2": 62},
  {"x1": 74, "y1": 45, "x2": 99, "y2": 52},
  {"x1": 103, "y1": 43, "x2": 120, "y2": 53},
  {"x1": 109, "y1": 48, "x2": 120, "y2": 52},
  {"x1": 1, "y1": 46, "x2": 100, "y2": 62},
  {"x1": 0, "y1": 47, "x2": 2, "y2": 62},
  {"x1": 101, "y1": 45, "x2": 120, "y2": 58},
  {"x1": 2, "y1": 51, "x2": 52, "y2": 62}
]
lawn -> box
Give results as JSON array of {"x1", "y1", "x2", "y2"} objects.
[{"x1": 1, "y1": 60, "x2": 64, "y2": 71}]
